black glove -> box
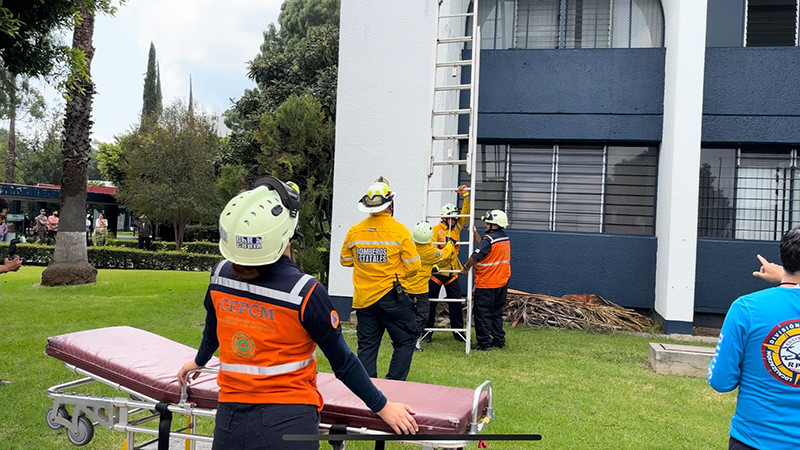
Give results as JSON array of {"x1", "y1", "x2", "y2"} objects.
[{"x1": 445, "y1": 237, "x2": 457, "y2": 245}]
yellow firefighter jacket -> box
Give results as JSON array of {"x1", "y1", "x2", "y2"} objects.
[
  {"x1": 340, "y1": 211, "x2": 421, "y2": 309},
  {"x1": 407, "y1": 241, "x2": 456, "y2": 295},
  {"x1": 432, "y1": 196, "x2": 470, "y2": 274}
]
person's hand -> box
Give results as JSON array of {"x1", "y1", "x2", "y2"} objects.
[
  {"x1": 376, "y1": 401, "x2": 418, "y2": 435},
  {"x1": 431, "y1": 264, "x2": 439, "y2": 274},
  {"x1": 753, "y1": 254, "x2": 783, "y2": 284},
  {"x1": 4, "y1": 257, "x2": 21, "y2": 272},
  {"x1": 445, "y1": 236, "x2": 457, "y2": 245},
  {"x1": 460, "y1": 267, "x2": 468, "y2": 275},
  {"x1": 177, "y1": 360, "x2": 203, "y2": 384},
  {"x1": 456, "y1": 184, "x2": 469, "y2": 198}
]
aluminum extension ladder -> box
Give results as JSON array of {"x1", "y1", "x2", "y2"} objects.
[{"x1": 421, "y1": 0, "x2": 481, "y2": 354}]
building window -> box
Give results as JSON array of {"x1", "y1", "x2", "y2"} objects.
[
  {"x1": 745, "y1": 0, "x2": 799, "y2": 47},
  {"x1": 478, "y1": 0, "x2": 664, "y2": 49},
  {"x1": 698, "y1": 147, "x2": 800, "y2": 241},
  {"x1": 461, "y1": 144, "x2": 658, "y2": 235}
]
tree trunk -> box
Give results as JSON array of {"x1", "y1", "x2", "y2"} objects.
[
  {"x1": 42, "y1": 9, "x2": 97, "y2": 286},
  {"x1": 4, "y1": 74, "x2": 16, "y2": 183}
]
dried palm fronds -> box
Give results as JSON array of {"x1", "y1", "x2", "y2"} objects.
[{"x1": 505, "y1": 289, "x2": 654, "y2": 333}]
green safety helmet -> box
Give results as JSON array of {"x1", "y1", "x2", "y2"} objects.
[
  {"x1": 439, "y1": 203, "x2": 458, "y2": 218},
  {"x1": 358, "y1": 177, "x2": 395, "y2": 213},
  {"x1": 219, "y1": 176, "x2": 300, "y2": 266},
  {"x1": 481, "y1": 209, "x2": 509, "y2": 228},
  {"x1": 412, "y1": 221, "x2": 433, "y2": 244}
]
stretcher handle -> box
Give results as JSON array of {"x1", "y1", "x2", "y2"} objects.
[
  {"x1": 470, "y1": 380, "x2": 493, "y2": 434},
  {"x1": 179, "y1": 368, "x2": 219, "y2": 405}
]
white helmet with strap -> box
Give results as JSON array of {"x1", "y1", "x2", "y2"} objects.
[
  {"x1": 412, "y1": 221, "x2": 433, "y2": 244},
  {"x1": 358, "y1": 176, "x2": 395, "y2": 213},
  {"x1": 219, "y1": 176, "x2": 300, "y2": 266},
  {"x1": 481, "y1": 209, "x2": 509, "y2": 228}
]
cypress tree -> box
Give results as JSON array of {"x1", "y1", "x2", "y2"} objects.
[
  {"x1": 142, "y1": 42, "x2": 159, "y2": 119},
  {"x1": 156, "y1": 61, "x2": 163, "y2": 112},
  {"x1": 188, "y1": 74, "x2": 193, "y2": 114}
]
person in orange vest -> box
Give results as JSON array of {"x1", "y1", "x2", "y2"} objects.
[
  {"x1": 407, "y1": 221, "x2": 456, "y2": 351},
  {"x1": 178, "y1": 176, "x2": 418, "y2": 449},
  {"x1": 425, "y1": 185, "x2": 470, "y2": 343},
  {"x1": 340, "y1": 177, "x2": 421, "y2": 381},
  {"x1": 461, "y1": 210, "x2": 511, "y2": 351}
]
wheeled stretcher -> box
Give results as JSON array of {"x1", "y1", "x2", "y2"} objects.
[{"x1": 45, "y1": 326, "x2": 494, "y2": 449}]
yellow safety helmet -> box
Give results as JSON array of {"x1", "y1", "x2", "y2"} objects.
[{"x1": 219, "y1": 176, "x2": 300, "y2": 266}]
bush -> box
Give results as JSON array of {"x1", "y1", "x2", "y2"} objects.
[
  {"x1": 0, "y1": 243, "x2": 222, "y2": 272},
  {"x1": 102, "y1": 239, "x2": 219, "y2": 254},
  {"x1": 184, "y1": 224, "x2": 220, "y2": 242}
]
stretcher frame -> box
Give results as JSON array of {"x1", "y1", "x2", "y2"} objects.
[{"x1": 46, "y1": 362, "x2": 494, "y2": 450}]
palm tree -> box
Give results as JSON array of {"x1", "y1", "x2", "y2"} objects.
[{"x1": 42, "y1": 8, "x2": 97, "y2": 286}]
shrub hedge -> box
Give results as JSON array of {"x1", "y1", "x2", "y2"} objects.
[
  {"x1": 0, "y1": 243, "x2": 222, "y2": 272},
  {"x1": 103, "y1": 239, "x2": 220, "y2": 255}
]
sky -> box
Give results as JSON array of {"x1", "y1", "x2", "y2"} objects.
[{"x1": 36, "y1": 0, "x2": 284, "y2": 143}]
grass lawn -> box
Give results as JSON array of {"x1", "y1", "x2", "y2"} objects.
[{"x1": 0, "y1": 266, "x2": 736, "y2": 449}]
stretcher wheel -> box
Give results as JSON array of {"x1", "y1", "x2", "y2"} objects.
[
  {"x1": 66, "y1": 415, "x2": 94, "y2": 446},
  {"x1": 45, "y1": 406, "x2": 71, "y2": 430}
]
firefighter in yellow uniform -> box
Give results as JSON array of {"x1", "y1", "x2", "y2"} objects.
[
  {"x1": 407, "y1": 221, "x2": 456, "y2": 351},
  {"x1": 178, "y1": 176, "x2": 417, "y2": 449},
  {"x1": 340, "y1": 177, "x2": 421, "y2": 380},
  {"x1": 425, "y1": 185, "x2": 471, "y2": 343},
  {"x1": 461, "y1": 210, "x2": 512, "y2": 351}
]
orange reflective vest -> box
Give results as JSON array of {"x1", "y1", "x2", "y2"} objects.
[
  {"x1": 474, "y1": 235, "x2": 511, "y2": 289},
  {"x1": 209, "y1": 262, "x2": 323, "y2": 408}
]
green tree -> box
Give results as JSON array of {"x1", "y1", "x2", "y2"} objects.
[
  {"x1": 42, "y1": 7, "x2": 100, "y2": 286},
  {"x1": 0, "y1": 67, "x2": 46, "y2": 182},
  {"x1": 215, "y1": 163, "x2": 247, "y2": 207},
  {"x1": 96, "y1": 139, "x2": 125, "y2": 185},
  {"x1": 17, "y1": 118, "x2": 64, "y2": 185},
  {"x1": 142, "y1": 42, "x2": 161, "y2": 120},
  {"x1": 278, "y1": 0, "x2": 340, "y2": 49},
  {"x1": 116, "y1": 100, "x2": 219, "y2": 250},
  {"x1": 255, "y1": 94, "x2": 334, "y2": 282},
  {"x1": 0, "y1": 1, "x2": 121, "y2": 90}
]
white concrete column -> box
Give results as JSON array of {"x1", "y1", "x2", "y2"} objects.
[
  {"x1": 328, "y1": 1, "x2": 439, "y2": 298},
  {"x1": 655, "y1": 0, "x2": 708, "y2": 332}
]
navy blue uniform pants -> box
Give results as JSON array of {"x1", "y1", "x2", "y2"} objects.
[
  {"x1": 212, "y1": 403, "x2": 319, "y2": 450},
  {"x1": 473, "y1": 285, "x2": 508, "y2": 348},
  {"x1": 355, "y1": 288, "x2": 416, "y2": 380}
]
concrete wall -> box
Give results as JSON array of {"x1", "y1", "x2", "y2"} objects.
[
  {"x1": 703, "y1": 47, "x2": 800, "y2": 143},
  {"x1": 695, "y1": 238, "x2": 779, "y2": 313},
  {"x1": 477, "y1": 49, "x2": 665, "y2": 141}
]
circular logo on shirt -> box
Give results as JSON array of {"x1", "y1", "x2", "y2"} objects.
[
  {"x1": 330, "y1": 310, "x2": 340, "y2": 329},
  {"x1": 232, "y1": 331, "x2": 256, "y2": 359},
  {"x1": 761, "y1": 319, "x2": 800, "y2": 387}
]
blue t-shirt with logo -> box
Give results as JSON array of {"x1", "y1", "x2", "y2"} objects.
[{"x1": 708, "y1": 287, "x2": 800, "y2": 449}]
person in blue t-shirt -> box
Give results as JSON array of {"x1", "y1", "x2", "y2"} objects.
[{"x1": 708, "y1": 227, "x2": 800, "y2": 450}]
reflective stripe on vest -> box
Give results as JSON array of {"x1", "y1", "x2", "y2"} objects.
[
  {"x1": 210, "y1": 264, "x2": 313, "y2": 306},
  {"x1": 220, "y1": 354, "x2": 315, "y2": 376},
  {"x1": 476, "y1": 259, "x2": 511, "y2": 267}
]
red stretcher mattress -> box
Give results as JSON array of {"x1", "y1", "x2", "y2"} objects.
[{"x1": 45, "y1": 326, "x2": 490, "y2": 435}]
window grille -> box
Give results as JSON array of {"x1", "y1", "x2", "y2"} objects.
[
  {"x1": 478, "y1": 0, "x2": 663, "y2": 49},
  {"x1": 745, "y1": 0, "x2": 799, "y2": 47},
  {"x1": 460, "y1": 144, "x2": 657, "y2": 235},
  {"x1": 698, "y1": 147, "x2": 800, "y2": 241}
]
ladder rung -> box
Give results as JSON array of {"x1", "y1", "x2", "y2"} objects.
[
  {"x1": 435, "y1": 84, "x2": 472, "y2": 92},
  {"x1": 436, "y1": 60, "x2": 473, "y2": 67},
  {"x1": 432, "y1": 135, "x2": 469, "y2": 141},
  {"x1": 438, "y1": 37, "x2": 473, "y2": 44},
  {"x1": 432, "y1": 159, "x2": 468, "y2": 166},
  {"x1": 427, "y1": 298, "x2": 465, "y2": 303},
  {"x1": 432, "y1": 241, "x2": 472, "y2": 247},
  {"x1": 439, "y1": 13, "x2": 475, "y2": 19},
  {"x1": 428, "y1": 213, "x2": 470, "y2": 218},
  {"x1": 427, "y1": 187, "x2": 472, "y2": 192},
  {"x1": 433, "y1": 109, "x2": 471, "y2": 116}
]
